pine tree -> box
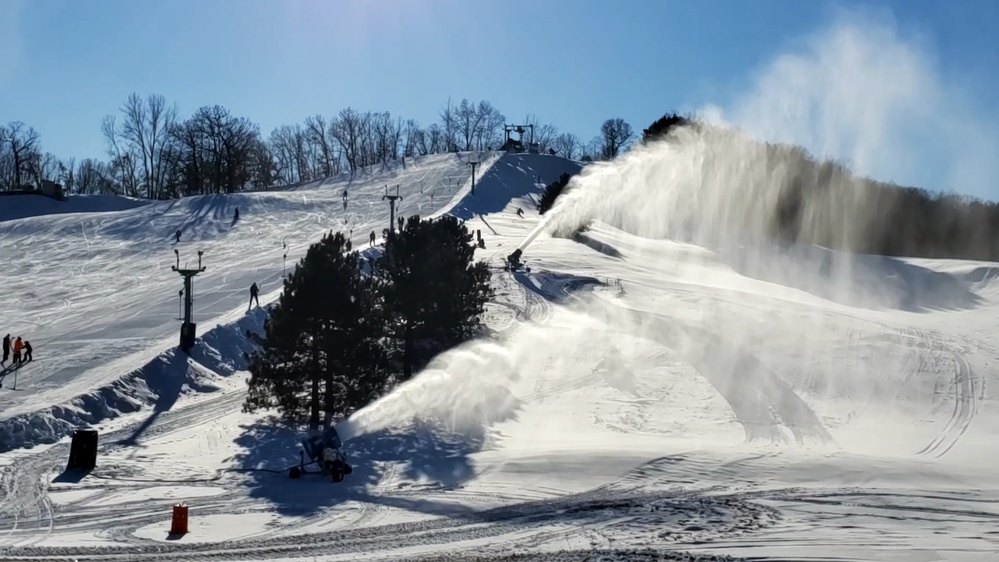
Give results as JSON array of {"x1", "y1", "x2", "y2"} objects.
[
  {"x1": 377, "y1": 215, "x2": 494, "y2": 380},
  {"x1": 243, "y1": 248, "x2": 327, "y2": 429},
  {"x1": 641, "y1": 111, "x2": 693, "y2": 143},
  {"x1": 244, "y1": 230, "x2": 392, "y2": 429},
  {"x1": 537, "y1": 172, "x2": 573, "y2": 215},
  {"x1": 422, "y1": 215, "x2": 493, "y2": 346},
  {"x1": 310, "y1": 231, "x2": 390, "y2": 425}
]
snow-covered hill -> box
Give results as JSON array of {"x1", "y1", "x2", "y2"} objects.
[{"x1": 1, "y1": 147, "x2": 998, "y2": 561}]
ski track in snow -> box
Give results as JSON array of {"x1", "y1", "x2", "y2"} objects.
[{"x1": 2, "y1": 151, "x2": 999, "y2": 560}]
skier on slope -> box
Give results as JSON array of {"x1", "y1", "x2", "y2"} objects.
[
  {"x1": 23, "y1": 341, "x2": 32, "y2": 363},
  {"x1": 248, "y1": 282, "x2": 260, "y2": 310},
  {"x1": 2, "y1": 334, "x2": 9, "y2": 365}
]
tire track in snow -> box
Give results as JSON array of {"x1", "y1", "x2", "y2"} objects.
[
  {"x1": 916, "y1": 350, "x2": 976, "y2": 459},
  {"x1": 0, "y1": 487, "x2": 776, "y2": 561},
  {"x1": 518, "y1": 271, "x2": 831, "y2": 446},
  {"x1": 0, "y1": 389, "x2": 252, "y2": 549}
]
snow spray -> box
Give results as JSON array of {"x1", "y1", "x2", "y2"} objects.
[{"x1": 343, "y1": 12, "x2": 997, "y2": 456}]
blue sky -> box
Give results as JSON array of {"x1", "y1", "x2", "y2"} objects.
[{"x1": 1, "y1": 0, "x2": 997, "y2": 197}]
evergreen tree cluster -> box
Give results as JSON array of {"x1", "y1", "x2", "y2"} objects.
[
  {"x1": 641, "y1": 112, "x2": 694, "y2": 144},
  {"x1": 639, "y1": 112, "x2": 999, "y2": 262},
  {"x1": 243, "y1": 216, "x2": 494, "y2": 430},
  {"x1": 537, "y1": 172, "x2": 576, "y2": 215}
]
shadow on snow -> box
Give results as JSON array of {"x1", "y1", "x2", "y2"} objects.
[{"x1": 229, "y1": 414, "x2": 507, "y2": 518}]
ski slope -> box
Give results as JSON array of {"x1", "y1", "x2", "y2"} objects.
[
  {"x1": 0, "y1": 152, "x2": 504, "y2": 443},
  {"x1": 2, "y1": 148, "x2": 999, "y2": 561}
]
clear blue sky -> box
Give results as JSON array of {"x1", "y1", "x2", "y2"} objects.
[{"x1": 2, "y1": 0, "x2": 997, "y2": 198}]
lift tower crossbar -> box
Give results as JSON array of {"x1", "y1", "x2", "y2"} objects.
[{"x1": 172, "y1": 249, "x2": 206, "y2": 353}]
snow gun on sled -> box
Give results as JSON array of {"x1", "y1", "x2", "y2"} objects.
[
  {"x1": 505, "y1": 249, "x2": 530, "y2": 272},
  {"x1": 288, "y1": 425, "x2": 353, "y2": 482}
]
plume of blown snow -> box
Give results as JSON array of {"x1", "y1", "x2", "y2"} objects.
[
  {"x1": 338, "y1": 303, "x2": 609, "y2": 443},
  {"x1": 544, "y1": 8, "x2": 996, "y2": 302},
  {"x1": 340, "y1": 9, "x2": 995, "y2": 457},
  {"x1": 546, "y1": 8, "x2": 998, "y2": 242}
]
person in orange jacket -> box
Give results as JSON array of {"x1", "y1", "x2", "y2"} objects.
[{"x1": 12, "y1": 337, "x2": 24, "y2": 365}]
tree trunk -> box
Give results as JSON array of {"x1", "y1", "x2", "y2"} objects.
[
  {"x1": 309, "y1": 345, "x2": 321, "y2": 431},
  {"x1": 323, "y1": 353, "x2": 335, "y2": 428},
  {"x1": 403, "y1": 319, "x2": 414, "y2": 380}
]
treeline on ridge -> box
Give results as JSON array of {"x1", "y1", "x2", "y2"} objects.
[
  {"x1": 593, "y1": 111, "x2": 999, "y2": 262},
  {"x1": 0, "y1": 94, "x2": 636, "y2": 200},
  {"x1": 243, "y1": 214, "x2": 493, "y2": 429}
]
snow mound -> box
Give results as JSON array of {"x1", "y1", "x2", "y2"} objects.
[
  {"x1": 718, "y1": 239, "x2": 982, "y2": 311},
  {"x1": 0, "y1": 309, "x2": 265, "y2": 454},
  {"x1": 448, "y1": 153, "x2": 584, "y2": 221},
  {"x1": 0, "y1": 193, "x2": 151, "y2": 223}
]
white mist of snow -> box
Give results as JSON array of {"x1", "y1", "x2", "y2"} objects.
[{"x1": 347, "y1": 9, "x2": 991, "y2": 452}]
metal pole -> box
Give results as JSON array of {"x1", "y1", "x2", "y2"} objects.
[
  {"x1": 467, "y1": 161, "x2": 479, "y2": 195},
  {"x1": 183, "y1": 276, "x2": 194, "y2": 322}
]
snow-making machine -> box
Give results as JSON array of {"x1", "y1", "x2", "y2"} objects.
[
  {"x1": 288, "y1": 425, "x2": 353, "y2": 482},
  {"x1": 505, "y1": 249, "x2": 530, "y2": 272}
]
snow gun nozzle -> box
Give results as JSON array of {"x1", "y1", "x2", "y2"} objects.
[{"x1": 507, "y1": 249, "x2": 523, "y2": 269}]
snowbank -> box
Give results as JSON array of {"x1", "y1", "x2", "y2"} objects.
[
  {"x1": 0, "y1": 193, "x2": 150, "y2": 223},
  {"x1": 0, "y1": 309, "x2": 266, "y2": 454}
]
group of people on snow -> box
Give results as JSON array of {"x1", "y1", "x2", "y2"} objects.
[{"x1": 2, "y1": 334, "x2": 32, "y2": 368}]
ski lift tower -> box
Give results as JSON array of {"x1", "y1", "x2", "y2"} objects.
[
  {"x1": 382, "y1": 185, "x2": 403, "y2": 236},
  {"x1": 467, "y1": 159, "x2": 480, "y2": 196},
  {"x1": 172, "y1": 249, "x2": 206, "y2": 354},
  {"x1": 503, "y1": 124, "x2": 534, "y2": 153}
]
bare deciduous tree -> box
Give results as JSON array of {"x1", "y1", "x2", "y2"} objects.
[
  {"x1": 115, "y1": 93, "x2": 178, "y2": 199},
  {"x1": 552, "y1": 132, "x2": 581, "y2": 159},
  {"x1": 599, "y1": 118, "x2": 633, "y2": 159},
  {"x1": 1, "y1": 121, "x2": 40, "y2": 189},
  {"x1": 331, "y1": 107, "x2": 364, "y2": 172},
  {"x1": 102, "y1": 115, "x2": 140, "y2": 197},
  {"x1": 304, "y1": 114, "x2": 338, "y2": 177}
]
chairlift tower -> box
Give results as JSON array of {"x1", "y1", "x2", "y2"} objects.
[
  {"x1": 172, "y1": 249, "x2": 206, "y2": 353},
  {"x1": 503, "y1": 124, "x2": 535, "y2": 152},
  {"x1": 382, "y1": 185, "x2": 403, "y2": 236},
  {"x1": 467, "y1": 160, "x2": 480, "y2": 196}
]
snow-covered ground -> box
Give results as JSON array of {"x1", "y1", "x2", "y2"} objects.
[{"x1": 2, "y1": 149, "x2": 999, "y2": 561}]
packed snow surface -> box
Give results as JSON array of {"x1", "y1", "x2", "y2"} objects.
[{"x1": 1, "y1": 150, "x2": 998, "y2": 561}]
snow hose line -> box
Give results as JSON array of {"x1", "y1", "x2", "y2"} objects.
[{"x1": 87, "y1": 465, "x2": 295, "y2": 484}]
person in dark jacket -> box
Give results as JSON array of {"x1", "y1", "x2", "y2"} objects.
[
  {"x1": 2, "y1": 334, "x2": 9, "y2": 364},
  {"x1": 23, "y1": 341, "x2": 32, "y2": 363},
  {"x1": 248, "y1": 282, "x2": 260, "y2": 309}
]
